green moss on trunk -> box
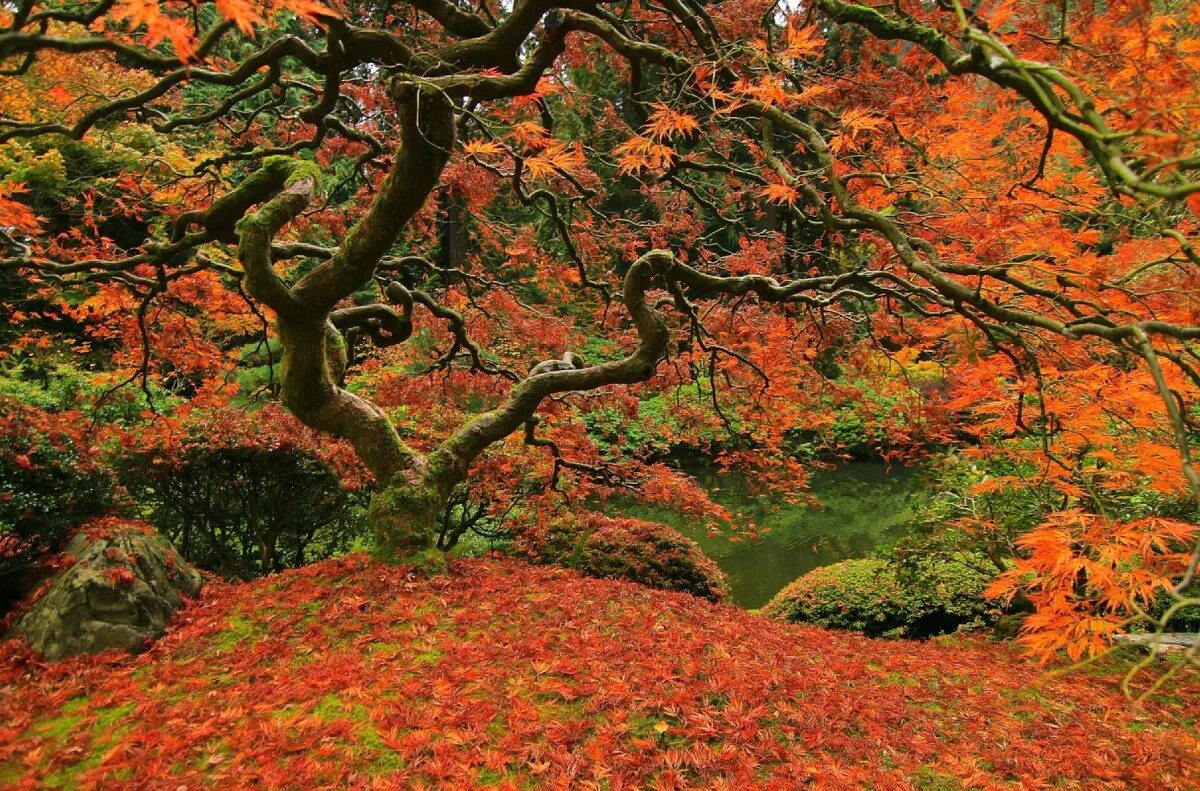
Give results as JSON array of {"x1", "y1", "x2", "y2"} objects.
[{"x1": 367, "y1": 480, "x2": 444, "y2": 568}]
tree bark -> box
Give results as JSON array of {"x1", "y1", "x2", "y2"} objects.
[
  {"x1": 235, "y1": 89, "x2": 457, "y2": 563},
  {"x1": 367, "y1": 472, "x2": 445, "y2": 563}
]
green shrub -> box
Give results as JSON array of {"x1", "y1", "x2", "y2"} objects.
[
  {"x1": 762, "y1": 557, "x2": 995, "y2": 638},
  {"x1": 514, "y1": 512, "x2": 729, "y2": 602},
  {"x1": 0, "y1": 363, "x2": 178, "y2": 425},
  {"x1": 891, "y1": 452, "x2": 1058, "y2": 577},
  {"x1": 448, "y1": 527, "x2": 511, "y2": 558},
  {"x1": 115, "y1": 407, "x2": 368, "y2": 580}
]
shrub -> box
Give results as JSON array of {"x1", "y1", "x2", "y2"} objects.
[
  {"x1": 119, "y1": 445, "x2": 366, "y2": 580},
  {"x1": 1145, "y1": 583, "x2": 1200, "y2": 633},
  {"x1": 0, "y1": 399, "x2": 114, "y2": 608},
  {"x1": 898, "y1": 451, "x2": 1200, "y2": 596},
  {"x1": 115, "y1": 406, "x2": 368, "y2": 580},
  {"x1": 0, "y1": 362, "x2": 175, "y2": 425},
  {"x1": 762, "y1": 557, "x2": 995, "y2": 638},
  {"x1": 514, "y1": 512, "x2": 728, "y2": 602}
]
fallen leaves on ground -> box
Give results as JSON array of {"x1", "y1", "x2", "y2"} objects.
[{"x1": 0, "y1": 554, "x2": 1197, "y2": 789}]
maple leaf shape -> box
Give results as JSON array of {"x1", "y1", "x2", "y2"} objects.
[
  {"x1": 760, "y1": 183, "x2": 799, "y2": 206},
  {"x1": 839, "y1": 108, "x2": 887, "y2": 134},
  {"x1": 216, "y1": 0, "x2": 262, "y2": 35},
  {"x1": 613, "y1": 135, "x2": 676, "y2": 175},
  {"x1": 782, "y1": 22, "x2": 824, "y2": 60},
  {"x1": 740, "y1": 75, "x2": 792, "y2": 109},
  {"x1": 645, "y1": 103, "x2": 700, "y2": 141},
  {"x1": 511, "y1": 120, "x2": 552, "y2": 149},
  {"x1": 111, "y1": 0, "x2": 191, "y2": 58},
  {"x1": 830, "y1": 108, "x2": 888, "y2": 153},
  {"x1": 532, "y1": 77, "x2": 560, "y2": 97},
  {"x1": 110, "y1": 0, "x2": 163, "y2": 39},
  {"x1": 463, "y1": 139, "x2": 505, "y2": 157},
  {"x1": 276, "y1": 0, "x2": 340, "y2": 25},
  {"x1": 523, "y1": 141, "x2": 585, "y2": 179}
]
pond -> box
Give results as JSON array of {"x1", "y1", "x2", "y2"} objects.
[{"x1": 605, "y1": 461, "x2": 926, "y2": 609}]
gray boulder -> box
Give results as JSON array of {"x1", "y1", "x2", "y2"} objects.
[{"x1": 9, "y1": 525, "x2": 201, "y2": 660}]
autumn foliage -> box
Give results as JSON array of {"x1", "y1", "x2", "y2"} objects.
[
  {"x1": 513, "y1": 512, "x2": 729, "y2": 602},
  {"x1": 0, "y1": 398, "x2": 114, "y2": 598},
  {"x1": 3, "y1": 0, "x2": 1200, "y2": 676},
  {"x1": 987, "y1": 512, "x2": 1200, "y2": 662},
  {"x1": 1, "y1": 555, "x2": 1198, "y2": 788}
]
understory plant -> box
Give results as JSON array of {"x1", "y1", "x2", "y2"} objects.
[
  {"x1": 762, "y1": 557, "x2": 995, "y2": 639},
  {"x1": 513, "y1": 511, "x2": 729, "y2": 602}
]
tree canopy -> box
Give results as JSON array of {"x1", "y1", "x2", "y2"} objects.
[{"x1": 3, "y1": 0, "x2": 1200, "y2": 661}]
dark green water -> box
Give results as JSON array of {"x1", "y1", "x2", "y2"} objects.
[{"x1": 606, "y1": 462, "x2": 925, "y2": 609}]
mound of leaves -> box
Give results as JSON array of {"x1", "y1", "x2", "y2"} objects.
[{"x1": 1, "y1": 555, "x2": 1197, "y2": 789}]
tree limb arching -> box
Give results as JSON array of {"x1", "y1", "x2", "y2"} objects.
[
  {"x1": 4, "y1": 0, "x2": 1200, "y2": 585},
  {"x1": 235, "y1": 87, "x2": 455, "y2": 489}
]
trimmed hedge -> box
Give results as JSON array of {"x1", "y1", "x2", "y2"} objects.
[
  {"x1": 514, "y1": 512, "x2": 729, "y2": 602},
  {"x1": 762, "y1": 557, "x2": 994, "y2": 638}
]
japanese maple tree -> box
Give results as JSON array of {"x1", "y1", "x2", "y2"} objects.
[{"x1": 3, "y1": 0, "x2": 1200, "y2": 657}]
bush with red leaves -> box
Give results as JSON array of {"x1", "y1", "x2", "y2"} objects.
[
  {"x1": 0, "y1": 398, "x2": 115, "y2": 608},
  {"x1": 514, "y1": 511, "x2": 728, "y2": 602}
]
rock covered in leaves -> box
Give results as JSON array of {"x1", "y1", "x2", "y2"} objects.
[
  {"x1": 8, "y1": 520, "x2": 201, "y2": 660},
  {"x1": 514, "y1": 512, "x2": 729, "y2": 601},
  {"x1": 0, "y1": 554, "x2": 1196, "y2": 788}
]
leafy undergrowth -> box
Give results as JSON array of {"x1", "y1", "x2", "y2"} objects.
[{"x1": 1, "y1": 556, "x2": 1197, "y2": 790}]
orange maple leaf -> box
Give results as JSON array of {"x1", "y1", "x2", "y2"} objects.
[
  {"x1": 645, "y1": 103, "x2": 700, "y2": 142},
  {"x1": 760, "y1": 183, "x2": 799, "y2": 206},
  {"x1": 0, "y1": 181, "x2": 41, "y2": 233}
]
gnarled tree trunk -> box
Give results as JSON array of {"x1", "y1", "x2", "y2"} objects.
[{"x1": 367, "y1": 470, "x2": 446, "y2": 563}]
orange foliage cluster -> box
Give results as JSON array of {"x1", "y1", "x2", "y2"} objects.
[
  {"x1": 1, "y1": 555, "x2": 1198, "y2": 788},
  {"x1": 4, "y1": 0, "x2": 1200, "y2": 667},
  {"x1": 110, "y1": 0, "x2": 336, "y2": 60},
  {"x1": 988, "y1": 511, "x2": 1199, "y2": 662},
  {"x1": 0, "y1": 398, "x2": 104, "y2": 479},
  {"x1": 0, "y1": 182, "x2": 39, "y2": 233},
  {"x1": 118, "y1": 403, "x2": 370, "y2": 490}
]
